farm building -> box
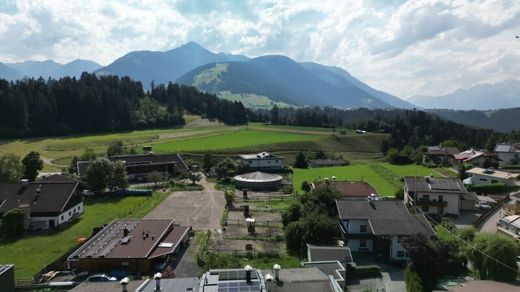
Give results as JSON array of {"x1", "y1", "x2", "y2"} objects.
[
  {"x1": 307, "y1": 159, "x2": 347, "y2": 168},
  {"x1": 0, "y1": 180, "x2": 83, "y2": 231},
  {"x1": 239, "y1": 152, "x2": 283, "y2": 170},
  {"x1": 68, "y1": 219, "x2": 190, "y2": 274},
  {"x1": 313, "y1": 180, "x2": 379, "y2": 200},
  {"x1": 494, "y1": 143, "x2": 520, "y2": 167},
  {"x1": 422, "y1": 146, "x2": 459, "y2": 166},
  {"x1": 464, "y1": 167, "x2": 519, "y2": 187},
  {"x1": 336, "y1": 199, "x2": 435, "y2": 261},
  {"x1": 233, "y1": 171, "x2": 283, "y2": 190},
  {"x1": 403, "y1": 176, "x2": 478, "y2": 216},
  {"x1": 77, "y1": 153, "x2": 188, "y2": 181}
]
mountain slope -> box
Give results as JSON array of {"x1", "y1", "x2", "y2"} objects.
[
  {"x1": 6, "y1": 59, "x2": 101, "y2": 79},
  {"x1": 95, "y1": 41, "x2": 248, "y2": 88},
  {"x1": 429, "y1": 107, "x2": 520, "y2": 132},
  {"x1": 0, "y1": 62, "x2": 24, "y2": 81},
  {"x1": 408, "y1": 80, "x2": 520, "y2": 110},
  {"x1": 300, "y1": 62, "x2": 415, "y2": 109},
  {"x1": 177, "y1": 55, "x2": 390, "y2": 108}
]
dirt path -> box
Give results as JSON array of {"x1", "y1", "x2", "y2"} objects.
[{"x1": 144, "y1": 177, "x2": 225, "y2": 231}]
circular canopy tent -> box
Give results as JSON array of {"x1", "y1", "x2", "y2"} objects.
[{"x1": 233, "y1": 171, "x2": 283, "y2": 190}]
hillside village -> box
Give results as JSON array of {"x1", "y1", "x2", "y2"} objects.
[{"x1": 1, "y1": 129, "x2": 520, "y2": 291}]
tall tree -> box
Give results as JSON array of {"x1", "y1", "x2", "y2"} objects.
[
  {"x1": 294, "y1": 151, "x2": 308, "y2": 168},
  {"x1": 0, "y1": 154, "x2": 23, "y2": 183},
  {"x1": 85, "y1": 158, "x2": 113, "y2": 191},
  {"x1": 21, "y1": 151, "x2": 43, "y2": 181},
  {"x1": 106, "y1": 140, "x2": 125, "y2": 157},
  {"x1": 109, "y1": 160, "x2": 128, "y2": 190}
]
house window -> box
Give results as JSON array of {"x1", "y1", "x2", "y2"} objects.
[
  {"x1": 69, "y1": 211, "x2": 72, "y2": 216},
  {"x1": 422, "y1": 195, "x2": 429, "y2": 201},
  {"x1": 61, "y1": 215, "x2": 64, "y2": 220},
  {"x1": 439, "y1": 195, "x2": 443, "y2": 202},
  {"x1": 360, "y1": 225, "x2": 367, "y2": 233},
  {"x1": 479, "y1": 178, "x2": 487, "y2": 181},
  {"x1": 397, "y1": 251, "x2": 405, "y2": 258},
  {"x1": 491, "y1": 180, "x2": 498, "y2": 184},
  {"x1": 360, "y1": 239, "x2": 367, "y2": 247}
]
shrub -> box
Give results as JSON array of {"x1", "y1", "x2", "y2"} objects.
[
  {"x1": 405, "y1": 267, "x2": 424, "y2": 292},
  {"x1": 467, "y1": 183, "x2": 507, "y2": 194}
]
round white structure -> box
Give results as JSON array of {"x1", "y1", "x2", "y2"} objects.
[{"x1": 233, "y1": 171, "x2": 283, "y2": 190}]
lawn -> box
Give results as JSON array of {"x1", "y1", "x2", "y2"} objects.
[
  {"x1": 292, "y1": 163, "x2": 453, "y2": 196},
  {"x1": 152, "y1": 129, "x2": 319, "y2": 153},
  {"x1": 0, "y1": 192, "x2": 169, "y2": 279}
]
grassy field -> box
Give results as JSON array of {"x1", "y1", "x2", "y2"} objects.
[
  {"x1": 152, "y1": 129, "x2": 319, "y2": 153},
  {"x1": 0, "y1": 192, "x2": 169, "y2": 279},
  {"x1": 292, "y1": 163, "x2": 452, "y2": 196}
]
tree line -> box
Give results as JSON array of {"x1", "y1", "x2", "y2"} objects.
[{"x1": 0, "y1": 73, "x2": 248, "y2": 138}]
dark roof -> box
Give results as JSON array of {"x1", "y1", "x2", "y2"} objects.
[
  {"x1": 0, "y1": 182, "x2": 81, "y2": 216},
  {"x1": 306, "y1": 244, "x2": 353, "y2": 263},
  {"x1": 336, "y1": 200, "x2": 435, "y2": 236},
  {"x1": 315, "y1": 181, "x2": 377, "y2": 197},
  {"x1": 425, "y1": 146, "x2": 459, "y2": 155},
  {"x1": 69, "y1": 219, "x2": 189, "y2": 260},
  {"x1": 70, "y1": 280, "x2": 146, "y2": 292},
  {"x1": 262, "y1": 267, "x2": 335, "y2": 292},
  {"x1": 77, "y1": 153, "x2": 188, "y2": 177},
  {"x1": 39, "y1": 174, "x2": 78, "y2": 183},
  {"x1": 404, "y1": 176, "x2": 468, "y2": 194},
  {"x1": 308, "y1": 159, "x2": 346, "y2": 166}
]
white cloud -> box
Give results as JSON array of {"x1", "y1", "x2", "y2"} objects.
[{"x1": 0, "y1": 0, "x2": 518, "y2": 98}]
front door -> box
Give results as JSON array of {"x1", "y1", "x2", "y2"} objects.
[{"x1": 49, "y1": 219, "x2": 55, "y2": 229}]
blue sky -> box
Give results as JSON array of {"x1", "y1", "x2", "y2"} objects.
[{"x1": 0, "y1": 0, "x2": 519, "y2": 98}]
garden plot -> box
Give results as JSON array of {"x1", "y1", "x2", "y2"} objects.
[{"x1": 227, "y1": 210, "x2": 282, "y2": 223}]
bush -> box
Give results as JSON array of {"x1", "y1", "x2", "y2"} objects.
[
  {"x1": 467, "y1": 183, "x2": 507, "y2": 194},
  {"x1": 353, "y1": 264, "x2": 381, "y2": 277},
  {"x1": 405, "y1": 267, "x2": 423, "y2": 292}
]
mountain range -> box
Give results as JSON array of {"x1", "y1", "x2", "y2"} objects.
[
  {"x1": 0, "y1": 59, "x2": 101, "y2": 80},
  {"x1": 408, "y1": 79, "x2": 520, "y2": 110}
]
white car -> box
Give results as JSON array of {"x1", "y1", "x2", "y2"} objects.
[
  {"x1": 87, "y1": 274, "x2": 117, "y2": 282},
  {"x1": 82, "y1": 189, "x2": 94, "y2": 196},
  {"x1": 475, "y1": 202, "x2": 491, "y2": 210}
]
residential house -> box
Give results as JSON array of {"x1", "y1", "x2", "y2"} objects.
[
  {"x1": 70, "y1": 277, "x2": 200, "y2": 292},
  {"x1": 239, "y1": 152, "x2": 283, "y2": 170},
  {"x1": 77, "y1": 153, "x2": 188, "y2": 181},
  {"x1": 68, "y1": 219, "x2": 190, "y2": 274},
  {"x1": 403, "y1": 176, "x2": 478, "y2": 216},
  {"x1": 453, "y1": 149, "x2": 499, "y2": 170},
  {"x1": 497, "y1": 215, "x2": 520, "y2": 241},
  {"x1": 494, "y1": 143, "x2": 520, "y2": 167},
  {"x1": 308, "y1": 159, "x2": 347, "y2": 168},
  {"x1": 336, "y1": 199, "x2": 435, "y2": 261},
  {"x1": 423, "y1": 146, "x2": 459, "y2": 166},
  {"x1": 0, "y1": 180, "x2": 83, "y2": 230},
  {"x1": 464, "y1": 167, "x2": 519, "y2": 187},
  {"x1": 314, "y1": 180, "x2": 379, "y2": 200},
  {"x1": 0, "y1": 265, "x2": 14, "y2": 292}
]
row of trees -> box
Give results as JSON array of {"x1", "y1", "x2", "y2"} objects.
[
  {"x1": 0, "y1": 152, "x2": 43, "y2": 183},
  {"x1": 0, "y1": 74, "x2": 248, "y2": 138},
  {"x1": 403, "y1": 224, "x2": 519, "y2": 291}
]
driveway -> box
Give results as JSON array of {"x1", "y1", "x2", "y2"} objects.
[
  {"x1": 144, "y1": 177, "x2": 225, "y2": 230},
  {"x1": 347, "y1": 253, "x2": 405, "y2": 292}
]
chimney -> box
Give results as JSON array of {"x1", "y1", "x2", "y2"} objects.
[
  {"x1": 245, "y1": 265, "x2": 253, "y2": 283},
  {"x1": 273, "y1": 264, "x2": 281, "y2": 282},
  {"x1": 154, "y1": 272, "x2": 162, "y2": 291},
  {"x1": 120, "y1": 277, "x2": 129, "y2": 292}
]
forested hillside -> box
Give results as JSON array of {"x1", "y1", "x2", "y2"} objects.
[
  {"x1": 429, "y1": 108, "x2": 520, "y2": 132},
  {"x1": 250, "y1": 106, "x2": 520, "y2": 152},
  {"x1": 0, "y1": 73, "x2": 247, "y2": 138}
]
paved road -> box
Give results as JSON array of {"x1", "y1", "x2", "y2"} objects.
[{"x1": 144, "y1": 177, "x2": 225, "y2": 230}]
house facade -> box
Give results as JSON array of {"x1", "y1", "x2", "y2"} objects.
[
  {"x1": 0, "y1": 181, "x2": 83, "y2": 231},
  {"x1": 494, "y1": 143, "x2": 520, "y2": 167},
  {"x1": 239, "y1": 152, "x2": 283, "y2": 170},
  {"x1": 453, "y1": 149, "x2": 499, "y2": 170},
  {"x1": 464, "y1": 167, "x2": 519, "y2": 187},
  {"x1": 422, "y1": 146, "x2": 459, "y2": 166},
  {"x1": 403, "y1": 177, "x2": 478, "y2": 216},
  {"x1": 336, "y1": 200, "x2": 435, "y2": 261},
  {"x1": 497, "y1": 215, "x2": 520, "y2": 241}
]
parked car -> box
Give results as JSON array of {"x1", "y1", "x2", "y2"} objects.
[
  {"x1": 82, "y1": 189, "x2": 94, "y2": 196},
  {"x1": 87, "y1": 274, "x2": 117, "y2": 282},
  {"x1": 475, "y1": 202, "x2": 491, "y2": 210}
]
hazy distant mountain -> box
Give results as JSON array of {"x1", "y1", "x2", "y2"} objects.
[
  {"x1": 95, "y1": 41, "x2": 248, "y2": 88},
  {"x1": 0, "y1": 62, "x2": 24, "y2": 81},
  {"x1": 177, "y1": 55, "x2": 392, "y2": 108},
  {"x1": 300, "y1": 62, "x2": 415, "y2": 109},
  {"x1": 429, "y1": 107, "x2": 520, "y2": 132},
  {"x1": 408, "y1": 80, "x2": 520, "y2": 110},
  {"x1": 6, "y1": 59, "x2": 101, "y2": 79}
]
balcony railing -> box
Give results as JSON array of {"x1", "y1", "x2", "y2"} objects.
[{"x1": 415, "y1": 198, "x2": 448, "y2": 207}]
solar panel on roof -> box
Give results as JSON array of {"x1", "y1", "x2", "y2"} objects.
[
  {"x1": 496, "y1": 145, "x2": 511, "y2": 152},
  {"x1": 429, "y1": 179, "x2": 461, "y2": 191}
]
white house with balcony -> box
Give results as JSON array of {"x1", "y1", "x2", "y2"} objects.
[
  {"x1": 239, "y1": 152, "x2": 283, "y2": 170},
  {"x1": 336, "y1": 199, "x2": 435, "y2": 261},
  {"x1": 494, "y1": 143, "x2": 520, "y2": 167}
]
